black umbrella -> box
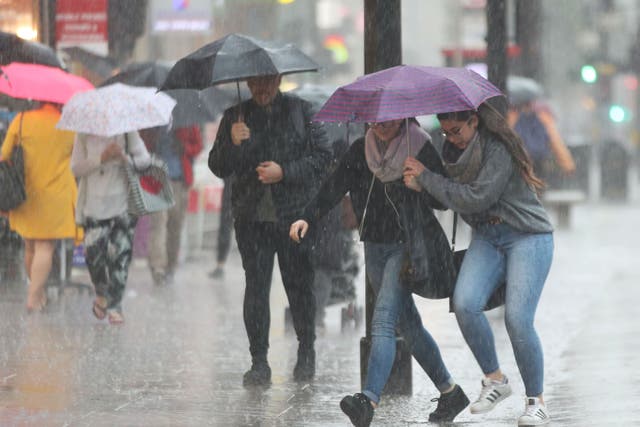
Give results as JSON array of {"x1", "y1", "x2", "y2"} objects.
[
  {"x1": 507, "y1": 76, "x2": 543, "y2": 106},
  {"x1": 290, "y1": 84, "x2": 364, "y2": 152},
  {"x1": 0, "y1": 31, "x2": 63, "y2": 68},
  {"x1": 159, "y1": 33, "x2": 319, "y2": 100},
  {"x1": 167, "y1": 88, "x2": 238, "y2": 126},
  {"x1": 60, "y1": 46, "x2": 118, "y2": 78},
  {"x1": 100, "y1": 62, "x2": 236, "y2": 126},
  {"x1": 101, "y1": 61, "x2": 170, "y2": 87}
]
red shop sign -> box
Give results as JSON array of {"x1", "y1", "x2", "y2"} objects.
[{"x1": 56, "y1": 0, "x2": 108, "y2": 44}]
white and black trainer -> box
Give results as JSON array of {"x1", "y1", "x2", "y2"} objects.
[
  {"x1": 469, "y1": 376, "x2": 512, "y2": 414},
  {"x1": 518, "y1": 397, "x2": 550, "y2": 426}
]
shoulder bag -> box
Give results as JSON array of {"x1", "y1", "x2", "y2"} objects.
[
  {"x1": 124, "y1": 134, "x2": 175, "y2": 216},
  {"x1": 0, "y1": 113, "x2": 26, "y2": 211}
]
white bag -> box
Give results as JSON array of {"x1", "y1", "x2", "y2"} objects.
[{"x1": 124, "y1": 156, "x2": 175, "y2": 216}]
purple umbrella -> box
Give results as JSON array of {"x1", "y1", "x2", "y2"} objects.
[{"x1": 313, "y1": 65, "x2": 504, "y2": 123}]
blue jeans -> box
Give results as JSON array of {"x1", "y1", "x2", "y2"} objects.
[
  {"x1": 452, "y1": 223, "x2": 553, "y2": 397},
  {"x1": 362, "y1": 242, "x2": 453, "y2": 404}
]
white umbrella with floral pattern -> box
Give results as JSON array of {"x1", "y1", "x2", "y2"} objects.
[{"x1": 56, "y1": 83, "x2": 176, "y2": 137}]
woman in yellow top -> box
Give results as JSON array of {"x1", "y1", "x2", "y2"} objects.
[{"x1": 1, "y1": 103, "x2": 78, "y2": 312}]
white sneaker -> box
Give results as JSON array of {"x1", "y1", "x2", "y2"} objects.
[
  {"x1": 469, "y1": 376, "x2": 512, "y2": 414},
  {"x1": 518, "y1": 397, "x2": 550, "y2": 426}
]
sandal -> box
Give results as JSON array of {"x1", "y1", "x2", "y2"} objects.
[
  {"x1": 107, "y1": 309, "x2": 124, "y2": 325},
  {"x1": 92, "y1": 298, "x2": 107, "y2": 320},
  {"x1": 26, "y1": 293, "x2": 48, "y2": 314}
]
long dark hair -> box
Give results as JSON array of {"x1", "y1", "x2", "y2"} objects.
[{"x1": 437, "y1": 103, "x2": 544, "y2": 190}]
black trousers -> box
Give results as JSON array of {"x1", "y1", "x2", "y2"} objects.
[
  {"x1": 216, "y1": 178, "x2": 233, "y2": 263},
  {"x1": 235, "y1": 221, "x2": 316, "y2": 363}
]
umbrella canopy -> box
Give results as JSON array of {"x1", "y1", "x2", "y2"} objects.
[
  {"x1": 313, "y1": 65, "x2": 503, "y2": 123},
  {"x1": 101, "y1": 61, "x2": 170, "y2": 87},
  {"x1": 57, "y1": 83, "x2": 176, "y2": 137},
  {"x1": 167, "y1": 88, "x2": 237, "y2": 126},
  {"x1": 0, "y1": 62, "x2": 94, "y2": 104},
  {"x1": 159, "y1": 33, "x2": 319, "y2": 91},
  {"x1": 290, "y1": 84, "x2": 364, "y2": 146},
  {"x1": 507, "y1": 76, "x2": 543, "y2": 106},
  {"x1": 0, "y1": 31, "x2": 63, "y2": 68},
  {"x1": 102, "y1": 61, "x2": 237, "y2": 126},
  {"x1": 60, "y1": 46, "x2": 118, "y2": 78}
]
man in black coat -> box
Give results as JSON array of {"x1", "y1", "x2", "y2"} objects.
[{"x1": 209, "y1": 74, "x2": 332, "y2": 386}]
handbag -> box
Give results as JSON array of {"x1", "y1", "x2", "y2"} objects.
[
  {"x1": 450, "y1": 213, "x2": 506, "y2": 311},
  {"x1": 397, "y1": 188, "x2": 456, "y2": 299},
  {"x1": 124, "y1": 134, "x2": 175, "y2": 216},
  {"x1": 0, "y1": 113, "x2": 26, "y2": 212}
]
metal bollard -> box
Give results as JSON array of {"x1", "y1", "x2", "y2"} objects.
[{"x1": 359, "y1": 273, "x2": 412, "y2": 395}]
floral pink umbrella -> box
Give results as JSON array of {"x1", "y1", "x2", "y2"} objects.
[
  {"x1": 0, "y1": 62, "x2": 94, "y2": 104},
  {"x1": 57, "y1": 83, "x2": 176, "y2": 137}
]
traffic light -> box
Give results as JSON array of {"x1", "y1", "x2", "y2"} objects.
[
  {"x1": 608, "y1": 104, "x2": 629, "y2": 123},
  {"x1": 323, "y1": 34, "x2": 349, "y2": 64},
  {"x1": 581, "y1": 64, "x2": 598, "y2": 83}
]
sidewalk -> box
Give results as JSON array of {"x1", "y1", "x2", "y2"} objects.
[{"x1": 0, "y1": 202, "x2": 638, "y2": 426}]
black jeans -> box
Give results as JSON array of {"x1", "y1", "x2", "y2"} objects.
[{"x1": 235, "y1": 221, "x2": 316, "y2": 363}]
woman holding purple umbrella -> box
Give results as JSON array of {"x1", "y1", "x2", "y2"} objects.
[
  {"x1": 403, "y1": 102, "x2": 554, "y2": 426},
  {"x1": 290, "y1": 117, "x2": 470, "y2": 426}
]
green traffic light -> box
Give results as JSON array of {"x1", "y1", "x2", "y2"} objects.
[
  {"x1": 609, "y1": 105, "x2": 626, "y2": 123},
  {"x1": 581, "y1": 65, "x2": 598, "y2": 83}
]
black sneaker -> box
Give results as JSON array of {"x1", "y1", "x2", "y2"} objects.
[
  {"x1": 151, "y1": 270, "x2": 167, "y2": 286},
  {"x1": 428, "y1": 384, "x2": 470, "y2": 422},
  {"x1": 293, "y1": 349, "x2": 315, "y2": 381},
  {"x1": 242, "y1": 363, "x2": 271, "y2": 387},
  {"x1": 208, "y1": 267, "x2": 224, "y2": 279},
  {"x1": 340, "y1": 393, "x2": 374, "y2": 427}
]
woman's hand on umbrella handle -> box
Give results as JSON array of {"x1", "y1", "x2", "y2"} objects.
[
  {"x1": 231, "y1": 120, "x2": 250, "y2": 146},
  {"x1": 100, "y1": 142, "x2": 125, "y2": 163},
  {"x1": 403, "y1": 156, "x2": 426, "y2": 176},
  {"x1": 289, "y1": 220, "x2": 309, "y2": 243}
]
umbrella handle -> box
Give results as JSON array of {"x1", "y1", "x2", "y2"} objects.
[
  {"x1": 346, "y1": 121, "x2": 350, "y2": 147},
  {"x1": 405, "y1": 117, "x2": 410, "y2": 157},
  {"x1": 235, "y1": 81, "x2": 243, "y2": 122}
]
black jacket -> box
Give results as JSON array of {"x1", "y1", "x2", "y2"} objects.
[
  {"x1": 209, "y1": 92, "x2": 332, "y2": 224},
  {"x1": 301, "y1": 135, "x2": 456, "y2": 298},
  {"x1": 301, "y1": 136, "x2": 446, "y2": 243}
]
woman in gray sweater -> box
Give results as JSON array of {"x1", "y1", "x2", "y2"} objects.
[{"x1": 403, "y1": 103, "x2": 553, "y2": 427}]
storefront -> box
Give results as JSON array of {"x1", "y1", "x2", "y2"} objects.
[{"x1": 0, "y1": 0, "x2": 41, "y2": 42}]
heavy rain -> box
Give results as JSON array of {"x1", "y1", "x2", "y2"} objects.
[{"x1": 0, "y1": 1, "x2": 638, "y2": 426}]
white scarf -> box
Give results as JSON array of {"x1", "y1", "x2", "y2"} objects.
[{"x1": 365, "y1": 121, "x2": 429, "y2": 183}]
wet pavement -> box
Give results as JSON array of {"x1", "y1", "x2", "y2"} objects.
[{"x1": 0, "y1": 202, "x2": 639, "y2": 426}]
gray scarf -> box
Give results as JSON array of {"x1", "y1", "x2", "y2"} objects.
[
  {"x1": 443, "y1": 132, "x2": 484, "y2": 184},
  {"x1": 365, "y1": 122, "x2": 428, "y2": 183}
]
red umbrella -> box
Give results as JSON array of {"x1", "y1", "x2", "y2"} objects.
[{"x1": 0, "y1": 62, "x2": 94, "y2": 105}]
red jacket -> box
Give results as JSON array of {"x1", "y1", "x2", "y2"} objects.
[{"x1": 174, "y1": 125, "x2": 203, "y2": 187}]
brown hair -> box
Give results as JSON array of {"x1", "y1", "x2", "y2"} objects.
[{"x1": 437, "y1": 104, "x2": 545, "y2": 190}]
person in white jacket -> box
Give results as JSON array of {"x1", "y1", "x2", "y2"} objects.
[{"x1": 71, "y1": 131, "x2": 150, "y2": 324}]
